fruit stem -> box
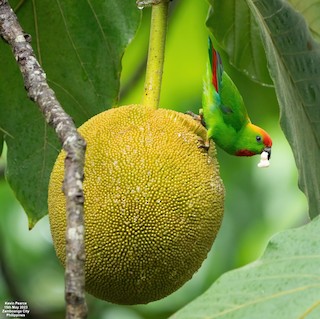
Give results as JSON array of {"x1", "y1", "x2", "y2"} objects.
[{"x1": 143, "y1": 1, "x2": 169, "y2": 109}]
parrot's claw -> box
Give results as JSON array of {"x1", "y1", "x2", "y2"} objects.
[
  {"x1": 186, "y1": 111, "x2": 201, "y2": 121},
  {"x1": 186, "y1": 111, "x2": 210, "y2": 150},
  {"x1": 186, "y1": 111, "x2": 206, "y2": 128},
  {"x1": 197, "y1": 138, "x2": 210, "y2": 151}
]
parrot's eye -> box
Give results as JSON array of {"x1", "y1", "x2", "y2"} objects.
[{"x1": 256, "y1": 136, "x2": 262, "y2": 143}]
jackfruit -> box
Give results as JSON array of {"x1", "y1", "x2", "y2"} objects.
[{"x1": 48, "y1": 104, "x2": 224, "y2": 305}]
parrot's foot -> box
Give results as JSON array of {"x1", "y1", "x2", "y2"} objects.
[
  {"x1": 186, "y1": 111, "x2": 201, "y2": 121},
  {"x1": 197, "y1": 138, "x2": 210, "y2": 151},
  {"x1": 136, "y1": 0, "x2": 171, "y2": 8},
  {"x1": 186, "y1": 110, "x2": 206, "y2": 128}
]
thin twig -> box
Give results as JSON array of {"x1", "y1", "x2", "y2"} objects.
[
  {"x1": 142, "y1": 0, "x2": 170, "y2": 108},
  {"x1": 0, "y1": 1, "x2": 87, "y2": 319},
  {"x1": 120, "y1": 0, "x2": 180, "y2": 101}
]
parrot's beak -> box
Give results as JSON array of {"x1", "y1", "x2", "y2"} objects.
[{"x1": 263, "y1": 147, "x2": 271, "y2": 160}]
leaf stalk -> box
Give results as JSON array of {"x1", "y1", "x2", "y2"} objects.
[{"x1": 143, "y1": 1, "x2": 169, "y2": 108}]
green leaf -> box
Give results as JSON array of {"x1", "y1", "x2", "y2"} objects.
[
  {"x1": 206, "y1": 0, "x2": 273, "y2": 86},
  {"x1": 245, "y1": 0, "x2": 320, "y2": 219},
  {"x1": 207, "y1": 0, "x2": 320, "y2": 219},
  {"x1": 287, "y1": 0, "x2": 320, "y2": 42},
  {"x1": 170, "y1": 217, "x2": 320, "y2": 319},
  {"x1": 0, "y1": 131, "x2": 3, "y2": 158},
  {"x1": 0, "y1": 0, "x2": 140, "y2": 227}
]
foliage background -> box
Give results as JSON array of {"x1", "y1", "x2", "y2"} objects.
[{"x1": 0, "y1": 1, "x2": 309, "y2": 318}]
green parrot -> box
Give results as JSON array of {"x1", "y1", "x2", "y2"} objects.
[{"x1": 200, "y1": 38, "x2": 272, "y2": 161}]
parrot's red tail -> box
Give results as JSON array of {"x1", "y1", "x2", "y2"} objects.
[{"x1": 208, "y1": 38, "x2": 223, "y2": 94}]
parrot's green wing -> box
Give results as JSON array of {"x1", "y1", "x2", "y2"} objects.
[
  {"x1": 218, "y1": 72, "x2": 250, "y2": 132},
  {"x1": 206, "y1": 38, "x2": 249, "y2": 132}
]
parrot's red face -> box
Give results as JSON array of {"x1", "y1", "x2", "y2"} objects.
[
  {"x1": 259, "y1": 128, "x2": 272, "y2": 159},
  {"x1": 235, "y1": 124, "x2": 272, "y2": 159},
  {"x1": 262, "y1": 132, "x2": 272, "y2": 148}
]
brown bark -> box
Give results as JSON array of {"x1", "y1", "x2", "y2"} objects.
[{"x1": 0, "y1": 1, "x2": 87, "y2": 318}]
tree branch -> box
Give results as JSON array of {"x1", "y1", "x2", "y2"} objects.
[{"x1": 0, "y1": 1, "x2": 87, "y2": 318}]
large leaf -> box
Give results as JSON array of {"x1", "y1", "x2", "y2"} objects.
[
  {"x1": 170, "y1": 217, "x2": 320, "y2": 319},
  {"x1": 0, "y1": 0, "x2": 140, "y2": 227},
  {"x1": 288, "y1": 0, "x2": 320, "y2": 42},
  {"x1": 206, "y1": 0, "x2": 273, "y2": 86},
  {"x1": 207, "y1": 0, "x2": 320, "y2": 219},
  {"x1": 245, "y1": 0, "x2": 320, "y2": 219}
]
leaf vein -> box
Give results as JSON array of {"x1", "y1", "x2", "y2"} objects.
[
  {"x1": 55, "y1": 0, "x2": 99, "y2": 99},
  {"x1": 211, "y1": 283, "x2": 320, "y2": 318}
]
